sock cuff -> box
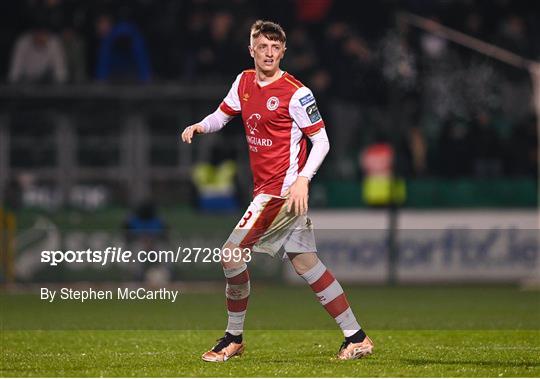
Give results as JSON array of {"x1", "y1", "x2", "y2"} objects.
[
  {"x1": 226, "y1": 329, "x2": 243, "y2": 337},
  {"x1": 223, "y1": 263, "x2": 248, "y2": 279},
  {"x1": 227, "y1": 310, "x2": 247, "y2": 317},
  {"x1": 335, "y1": 307, "x2": 361, "y2": 337},
  {"x1": 300, "y1": 259, "x2": 326, "y2": 284},
  {"x1": 343, "y1": 328, "x2": 362, "y2": 338}
]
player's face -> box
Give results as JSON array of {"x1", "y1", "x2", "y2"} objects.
[{"x1": 249, "y1": 35, "x2": 286, "y2": 75}]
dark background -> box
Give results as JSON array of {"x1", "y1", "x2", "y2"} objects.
[{"x1": 0, "y1": 0, "x2": 538, "y2": 210}]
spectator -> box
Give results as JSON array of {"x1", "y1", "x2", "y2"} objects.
[
  {"x1": 61, "y1": 26, "x2": 86, "y2": 83},
  {"x1": 124, "y1": 200, "x2": 167, "y2": 248},
  {"x1": 295, "y1": 0, "x2": 333, "y2": 24},
  {"x1": 380, "y1": 23, "x2": 417, "y2": 91},
  {"x1": 463, "y1": 12, "x2": 485, "y2": 40},
  {"x1": 284, "y1": 26, "x2": 318, "y2": 80},
  {"x1": 181, "y1": 8, "x2": 210, "y2": 80},
  {"x1": 438, "y1": 119, "x2": 473, "y2": 178},
  {"x1": 190, "y1": 11, "x2": 241, "y2": 80},
  {"x1": 408, "y1": 126, "x2": 427, "y2": 177},
  {"x1": 496, "y1": 15, "x2": 531, "y2": 58},
  {"x1": 469, "y1": 111, "x2": 503, "y2": 177},
  {"x1": 124, "y1": 200, "x2": 168, "y2": 283},
  {"x1": 8, "y1": 23, "x2": 67, "y2": 84},
  {"x1": 1, "y1": 0, "x2": 537, "y2": 185},
  {"x1": 327, "y1": 32, "x2": 384, "y2": 177},
  {"x1": 95, "y1": 20, "x2": 152, "y2": 83},
  {"x1": 87, "y1": 14, "x2": 113, "y2": 79},
  {"x1": 507, "y1": 115, "x2": 538, "y2": 177}
]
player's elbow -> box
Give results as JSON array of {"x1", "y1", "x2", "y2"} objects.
[
  {"x1": 317, "y1": 131, "x2": 330, "y2": 156},
  {"x1": 320, "y1": 139, "x2": 330, "y2": 156},
  {"x1": 309, "y1": 128, "x2": 330, "y2": 154}
]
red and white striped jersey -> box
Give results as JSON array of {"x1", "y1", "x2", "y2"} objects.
[{"x1": 219, "y1": 69, "x2": 325, "y2": 197}]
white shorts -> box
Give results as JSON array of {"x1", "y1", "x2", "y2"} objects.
[{"x1": 227, "y1": 193, "x2": 317, "y2": 257}]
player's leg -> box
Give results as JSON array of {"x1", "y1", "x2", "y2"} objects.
[
  {"x1": 287, "y1": 252, "x2": 374, "y2": 360},
  {"x1": 221, "y1": 241, "x2": 251, "y2": 338},
  {"x1": 201, "y1": 241, "x2": 250, "y2": 362},
  {"x1": 287, "y1": 252, "x2": 362, "y2": 335},
  {"x1": 202, "y1": 193, "x2": 293, "y2": 362},
  {"x1": 218, "y1": 194, "x2": 288, "y2": 338}
]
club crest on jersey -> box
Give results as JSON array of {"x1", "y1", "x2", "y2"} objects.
[
  {"x1": 246, "y1": 113, "x2": 261, "y2": 135},
  {"x1": 266, "y1": 96, "x2": 279, "y2": 111}
]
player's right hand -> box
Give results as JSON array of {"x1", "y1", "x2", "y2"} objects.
[
  {"x1": 284, "y1": 176, "x2": 310, "y2": 216},
  {"x1": 181, "y1": 124, "x2": 204, "y2": 144}
]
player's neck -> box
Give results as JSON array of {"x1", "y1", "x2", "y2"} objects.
[{"x1": 255, "y1": 69, "x2": 283, "y2": 86}]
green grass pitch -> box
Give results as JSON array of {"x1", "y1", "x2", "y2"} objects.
[{"x1": 1, "y1": 286, "x2": 539, "y2": 377}]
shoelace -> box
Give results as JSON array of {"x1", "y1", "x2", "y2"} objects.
[
  {"x1": 212, "y1": 336, "x2": 230, "y2": 352},
  {"x1": 212, "y1": 334, "x2": 240, "y2": 353},
  {"x1": 339, "y1": 340, "x2": 350, "y2": 353}
]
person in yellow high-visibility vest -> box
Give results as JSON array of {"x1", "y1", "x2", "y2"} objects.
[
  {"x1": 360, "y1": 142, "x2": 406, "y2": 206},
  {"x1": 192, "y1": 160, "x2": 238, "y2": 212}
]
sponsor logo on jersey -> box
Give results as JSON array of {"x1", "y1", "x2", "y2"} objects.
[
  {"x1": 246, "y1": 113, "x2": 261, "y2": 135},
  {"x1": 299, "y1": 93, "x2": 315, "y2": 106},
  {"x1": 266, "y1": 96, "x2": 279, "y2": 111},
  {"x1": 242, "y1": 93, "x2": 250, "y2": 102},
  {"x1": 245, "y1": 113, "x2": 272, "y2": 148},
  {"x1": 306, "y1": 103, "x2": 322, "y2": 123},
  {"x1": 246, "y1": 135, "x2": 273, "y2": 147}
]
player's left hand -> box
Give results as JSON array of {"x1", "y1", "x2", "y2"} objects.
[{"x1": 284, "y1": 176, "x2": 309, "y2": 216}]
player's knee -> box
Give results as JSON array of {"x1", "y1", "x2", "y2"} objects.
[
  {"x1": 220, "y1": 241, "x2": 246, "y2": 270},
  {"x1": 289, "y1": 252, "x2": 319, "y2": 275},
  {"x1": 222, "y1": 242, "x2": 249, "y2": 294}
]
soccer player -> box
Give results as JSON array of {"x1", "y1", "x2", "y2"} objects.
[{"x1": 181, "y1": 20, "x2": 373, "y2": 361}]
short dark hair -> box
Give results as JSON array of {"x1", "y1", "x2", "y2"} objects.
[{"x1": 250, "y1": 20, "x2": 286, "y2": 44}]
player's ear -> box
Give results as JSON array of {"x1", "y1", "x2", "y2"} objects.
[
  {"x1": 280, "y1": 45, "x2": 287, "y2": 58},
  {"x1": 248, "y1": 45, "x2": 254, "y2": 58}
]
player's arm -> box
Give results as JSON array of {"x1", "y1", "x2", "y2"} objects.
[
  {"x1": 181, "y1": 73, "x2": 242, "y2": 144},
  {"x1": 287, "y1": 128, "x2": 330, "y2": 215},
  {"x1": 286, "y1": 88, "x2": 330, "y2": 215},
  {"x1": 299, "y1": 128, "x2": 330, "y2": 181},
  {"x1": 181, "y1": 109, "x2": 234, "y2": 144}
]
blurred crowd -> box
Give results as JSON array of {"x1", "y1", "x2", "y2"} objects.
[{"x1": 1, "y1": 0, "x2": 538, "y2": 179}]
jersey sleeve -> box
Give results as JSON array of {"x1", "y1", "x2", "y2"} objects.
[
  {"x1": 219, "y1": 72, "x2": 242, "y2": 116},
  {"x1": 289, "y1": 86, "x2": 325, "y2": 136}
]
